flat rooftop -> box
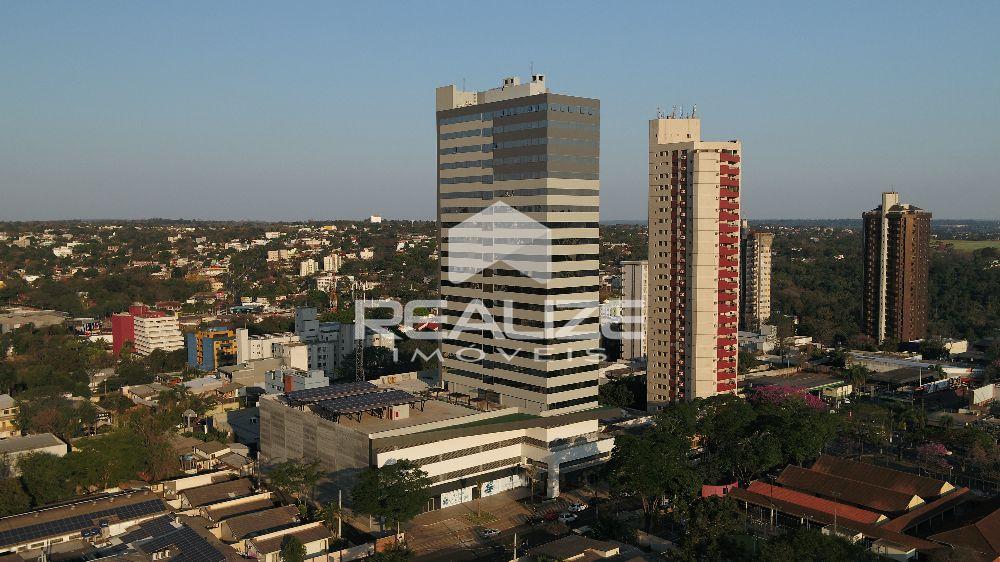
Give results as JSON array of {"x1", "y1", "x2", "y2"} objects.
[{"x1": 321, "y1": 397, "x2": 477, "y2": 435}]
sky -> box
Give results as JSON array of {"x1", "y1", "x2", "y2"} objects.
[{"x1": 2, "y1": 1, "x2": 999, "y2": 221}]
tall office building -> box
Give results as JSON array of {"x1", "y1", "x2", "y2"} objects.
[
  {"x1": 862, "y1": 192, "x2": 931, "y2": 343},
  {"x1": 740, "y1": 221, "x2": 774, "y2": 332},
  {"x1": 646, "y1": 114, "x2": 741, "y2": 409},
  {"x1": 436, "y1": 74, "x2": 601, "y2": 415},
  {"x1": 621, "y1": 260, "x2": 648, "y2": 362}
]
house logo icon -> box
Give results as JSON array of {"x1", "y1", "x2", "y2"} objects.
[{"x1": 444, "y1": 201, "x2": 553, "y2": 284}]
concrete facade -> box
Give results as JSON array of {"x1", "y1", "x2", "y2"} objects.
[
  {"x1": 740, "y1": 222, "x2": 773, "y2": 332},
  {"x1": 862, "y1": 192, "x2": 931, "y2": 343},
  {"x1": 436, "y1": 74, "x2": 602, "y2": 416},
  {"x1": 621, "y1": 260, "x2": 648, "y2": 362},
  {"x1": 647, "y1": 115, "x2": 741, "y2": 408}
]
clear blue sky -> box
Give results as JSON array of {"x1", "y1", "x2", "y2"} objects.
[{"x1": 2, "y1": 1, "x2": 998, "y2": 221}]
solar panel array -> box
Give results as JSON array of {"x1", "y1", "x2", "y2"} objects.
[
  {"x1": 0, "y1": 498, "x2": 167, "y2": 548},
  {"x1": 314, "y1": 389, "x2": 420, "y2": 415},
  {"x1": 133, "y1": 523, "x2": 226, "y2": 562},
  {"x1": 285, "y1": 381, "x2": 378, "y2": 405},
  {"x1": 118, "y1": 515, "x2": 177, "y2": 544}
]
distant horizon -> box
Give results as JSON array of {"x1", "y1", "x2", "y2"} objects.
[
  {"x1": 1, "y1": 217, "x2": 998, "y2": 225},
  {"x1": 3, "y1": 2, "x2": 999, "y2": 221}
]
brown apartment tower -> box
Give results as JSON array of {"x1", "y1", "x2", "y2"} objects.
[
  {"x1": 862, "y1": 192, "x2": 931, "y2": 344},
  {"x1": 646, "y1": 113, "x2": 741, "y2": 409}
]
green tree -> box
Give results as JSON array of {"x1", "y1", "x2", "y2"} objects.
[
  {"x1": 598, "y1": 379, "x2": 635, "y2": 408},
  {"x1": 844, "y1": 363, "x2": 871, "y2": 394},
  {"x1": 18, "y1": 453, "x2": 73, "y2": 506},
  {"x1": 670, "y1": 496, "x2": 743, "y2": 561},
  {"x1": 0, "y1": 478, "x2": 30, "y2": 516},
  {"x1": 758, "y1": 527, "x2": 880, "y2": 561},
  {"x1": 279, "y1": 535, "x2": 306, "y2": 562},
  {"x1": 737, "y1": 351, "x2": 760, "y2": 376},
  {"x1": 267, "y1": 459, "x2": 324, "y2": 503},
  {"x1": 606, "y1": 421, "x2": 699, "y2": 531},
  {"x1": 351, "y1": 460, "x2": 431, "y2": 534}
]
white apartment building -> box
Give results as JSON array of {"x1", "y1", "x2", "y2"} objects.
[
  {"x1": 740, "y1": 222, "x2": 774, "y2": 332},
  {"x1": 647, "y1": 114, "x2": 741, "y2": 408},
  {"x1": 621, "y1": 260, "x2": 648, "y2": 362},
  {"x1": 235, "y1": 329, "x2": 300, "y2": 364},
  {"x1": 322, "y1": 254, "x2": 342, "y2": 273},
  {"x1": 294, "y1": 308, "x2": 395, "y2": 377},
  {"x1": 299, "y1": 259, "x2": 319, "y2": 277},
  {"x1": 133, "y1": 313, "x2": 184, "y2": 356},
  {"x1": 315, "y1": 274, "x2": 336, "y2": 293}
]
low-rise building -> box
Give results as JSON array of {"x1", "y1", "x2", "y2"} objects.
[
  {"x1": 264, "y1": 367, "x2": 328, "y2": 394},
  {"x1": 259, "y1": 379, "x2": 615, "y2": 509},
  {"x1": 0, "y1": 433, "x2": 68, "y2": 475},
  {"x1": 245, "y1": 522, "x2": 332, "y2": 562},
  {"x1": 0, "y1": 490, "x2": 167, "y2": 554},
  {"x1": 0, "y1": 395, "x2": 18, "y2": 439},
  {"x1": 178, "y1": 478, "x2": 256, "y2": 509},
  {"x1": 0, "y1": 307, "x2": 66, "y2": 334}
]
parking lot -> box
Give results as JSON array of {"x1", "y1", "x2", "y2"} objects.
[{"x1": 406, "y1": 486, "x2": 601, "y2": 561}]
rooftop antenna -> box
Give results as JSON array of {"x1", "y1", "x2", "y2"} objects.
[
  {"x1": 680, "y1": 105, "x2": 685, "y2": 118},
  {"x1": 656, "y1": 106, "x2": 664, "y2": 119},
  {"x1": 671, "y1": 105, "x2": 678, "y2": 118},
  {"x1": 692, "y1": 104, "x2": 698, "y2": 118}
]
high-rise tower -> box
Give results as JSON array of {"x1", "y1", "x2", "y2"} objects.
[
  {"x1": 646, "y1": 114, "x2": 741, "y2": 409},
  {"x1": 740, "y1": 221, "x2": 774, "y2": 332},
  {"x1": 436, "y1": 75, "x2": 601, "y2": 415},
  {"x1": 621, "y1": 260, "x2": 648, "y2": 362},
  {"x1": 862, "y1": 192, "x2": 931, "y2": 343}
]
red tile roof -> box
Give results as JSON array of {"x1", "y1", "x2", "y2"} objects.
[
  {"x1": 777, "y1": 465, "x2": 923, "y2": 514},
  {"x1": 731, "y1": 485, "x2": 945, "y2": 554},
  {"x1": 882, "y1": 487, "x2": 972, "y2": 532},
  {"x1": 744, "y1": 481, "x2": 887, "y2": 526},
  {"x1": 810, "y1": 455, "x2": 953, "y2": 499},
  {"x1": 928, "y1": 507, "x2": 1000, "y2": 560}
]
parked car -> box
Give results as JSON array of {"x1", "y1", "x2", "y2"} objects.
[
  {"x1": 480, "y1": 528, "x2": 501, "y2": 538},
  {"x1": 558, "y1": 512, "x2": 579, "y2": 523},
  {"x1": 567, "y1": 502, "x2": 588, "y2": 512}
]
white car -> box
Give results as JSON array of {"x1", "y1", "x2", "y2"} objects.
[
  {"x1": 480, "y1": 528, "x2": 501, "y2": 538},
  {"x1": 567, "y1": 502, "x2": 588, "y2": 512},
  {"x1": 558, "y1": 512, "x2": 578, "y2": 523}
]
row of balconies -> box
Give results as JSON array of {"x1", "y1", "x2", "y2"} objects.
[
  {"x1": 720, "y1": 152, "x2": 740, "y2": 164},
  {"x1": 720, "y1": 164, "x2": 740, "y2": 176}
]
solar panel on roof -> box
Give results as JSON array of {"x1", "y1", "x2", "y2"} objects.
[
  {"x1": 119, "y1": 515, "x2": 177, "y2": 544},
  {"x1": 0, "y1": 498, "x2": 167, "y2": 548},
  {"x1": 285, "y1": 381, "x2": 378, "y2": 405},
  {"x1": 313, "y1": 389, "x2": 420, "y2": 415},
  {"x1": 133, "y1": 524, "x2": 226, "y2": 562}
]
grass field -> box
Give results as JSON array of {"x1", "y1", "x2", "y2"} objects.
[{"x1": 935, "y1": 239, "x2": 1000, "y2": 252}]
